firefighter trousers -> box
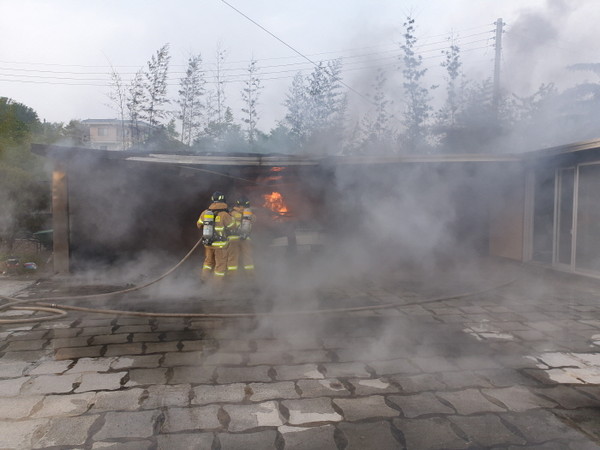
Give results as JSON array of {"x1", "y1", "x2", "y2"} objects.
[{"x1": 202, "y1": 244, "x2": 228, "y2": 289}]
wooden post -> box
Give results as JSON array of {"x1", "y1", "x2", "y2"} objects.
[{"x1": 52, "y1": 163, "x2": 70, "y2": 274}]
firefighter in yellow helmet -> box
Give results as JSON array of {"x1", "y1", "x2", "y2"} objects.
[
  {"x1": 227, "y1": 196, "x2": 256, "y2": 281},
  {"x1": 197, "y1": 191, "x2": 236, "y2": 291}
]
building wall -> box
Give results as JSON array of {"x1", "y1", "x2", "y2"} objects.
[{"x1": 489, "y1": 170, "x2": 525, "y2": 261}]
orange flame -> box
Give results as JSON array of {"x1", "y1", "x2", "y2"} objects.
[{"x1": 263, "y1": 191, "x2": 289, "y2": 215}]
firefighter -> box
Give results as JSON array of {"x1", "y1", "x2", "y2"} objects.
[
  {"x1": 227, "y1": 196, "x2": 256, "y2": 282},
  {"x1": 197, "y1": 191, "x2": 236, "y2": 292}
]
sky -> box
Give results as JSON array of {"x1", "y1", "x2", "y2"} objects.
[{"x1": 0, "y1": 0, "x2": 597, "y2": 131}]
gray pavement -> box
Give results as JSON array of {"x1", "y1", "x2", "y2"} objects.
[{"x1": 2, "y1": 263, "x2": 600, "y2": 449}]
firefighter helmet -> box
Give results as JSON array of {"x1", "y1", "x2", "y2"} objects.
[
  {"x1": 236, "y1": 196, "x2": 250, "y2": 207},
  {"x1": 211, "y1": 191, "x2": 226, "y2": 203}
]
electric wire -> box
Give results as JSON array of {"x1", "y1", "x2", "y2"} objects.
[
  {"x1": 0, "y1": 23, "x2": 495, "y2": 69},
  {"x1": 216, "y1": 0, "x2": 375, "y2": 105}
]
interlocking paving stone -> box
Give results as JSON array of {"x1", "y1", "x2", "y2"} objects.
[
  {"x1": 144, "y1": 341, "x2": 181, "y2": 353},
  {"x1": 388, "y1": 392, "x2": 455, "y2": 417},
  {"x1": 156, "y1": 433, "x2": 213, "y2": 450},
  {"x1": 49, "y1": 328, "x2": 81, "y2": 338},
  {"x1": 51, "y1": 336, "x2": 91, "y2": 348},
  {"x1": 285, "y1": 349, "x2": 331, "y2": 364},
  {"x1": 388, "y1": 373, "x2": 446, "y2": 393},
  {"x1": 126, "y1": 368, "x2": 168, "y2": 386},
  {"x1": 218, "y1": 430, "x2": 277, "y2": 449},
  {"x1": 131, "y1": 332, "x2": 162, "y2": 343},
  {"x1": 93, "y1": 440, "x2": 154, "y2": 449},
  {"x1": 162, "y1": 351, "x2": 204, "y2": 367},
  {"x1": 32, "y1": 414, "x2": 100, "y2": 448},
  {"x1": 0, "y1": 360, "x2": 29, "y2": 378},
  {"x1": 322, "y1": 336, "x2": 376, "y2": 349},
  {"x1": 333, "y1": 395, "x2": 398, "y2": 421},
  {"x1": 247, "y1": 351, "x2": 290, "y2": 365},
  {"x1": 502, "y1": 410, "x2": 591, "y2": 443},
  {"x1": 2, "y1": 349, "x2": 49, "y2": 362},
  {"x1": 449, "y1": 414, "x2": 526, "y2": 446},
  {"x1": 474, "y1": 368, "x2": 539, "y2": 387},
  {"x1": 200, "y1": 351, "x2": 244, "y2": 366},
  {"x1": 436, "y1": 388, "x2": 507, "y2": 415},
  {"x1": 216, "y1": 338, "x2": 253, "y2": 352},
  {"x1": 296, "y1": 379, "x2": 351, "y2": 398},
  {"x1": 93, "y1": 410, "x2": 160, "y2": 440},
  {"x1": 75, "y1": 372, "x2": 126, "y2": 393},
  {"x1": 483, "y1": 386, "x2": 557, "y2": 412},
  {"x1": 78, "y1": 326, "x2": 114, "y2": 336},
  {"x1": 282, "y1": 397, "x2": 343, "y2": 425},
  {"x1": 3, "y1": 338, "x2": 47, "y2": 352},
  {"x1": 90, "y1": 333, "x2": 130, "y2": 345},
  {"x1": 393, "y1": 417, "x2": 468, "y2": 449},
  {"x1": 453, "y1": 355, "x2": 503, "y2": 370},
  {"x1": 409, "y1": 355, "x2": 460, "y2": 373},
  {"x1": 224, "y1": 401, "x2": 285, "y2": 431},
  {"x1": 104, "y1": 343, "x2": 144, "y2": 357},
  {"x1": 8, "y1": 330, "x2": 49, "y2": 341},
  {"x1": 141, "y1": 384, "x2": 192, "y2": 409},
  {"x1": 248, "y1": 381, "x2": 299, "y2": 401},
  {"x1": 349, "y1": 377, "x2": 402, "y2": 395},
  {"x1": 111, "y1": 354, "x2": 162, "y2": 369},
  {"x1": 114, "y1": 325, "x2": 153, "y2": 334},
  {"x1": 0, "y1": 395, "x2": 43, "y2": 419},
  {"x1": 24, "y1": 374, "x2": 79, "y2": 395},
  {"x1": 91, "y1": 388, "x2": 144, "y2": 412},
  {"x1": 278, "y1": 424, "x2": 337, "y2": 450},
  {"x1": 55, "y1": 345, "x2": 103, "y2": 360},
  {"x1": 161, "y1": 405, "x2": 221, "y2": 432},
  {"x1": 367, "y1": 358, "x2": 421, "y2": 376},
  {"x1": 192, "y1": 383, "x2": 246, "y2": 405},
  {"x1": 169, "y1": 366, "x2": 215, "y2": 384},
  {"x1": 27, "y1": 359, "x2": 72, "y2": 376},
  {"x1": 0, "y1": 418, "x2": 49, "y2": 449},
  {"x1": 31, "y1": 392, "x2": 95, "y2": 418},
  {"x1": 216, "y1": 365, "x2": 272, "y2": 383},
  {"x1": 274, "y1": 364, "x2": 323, "y2": 381},
  {"x1": 339, "y1": 421, "x2": 401, "y2": 450},
  {"x1": 321, "y1": 362, "x2": 370, "y2": 378},
  {"x1": 67, "y1": 357, "x2": 116, "y2": 373},
  {"x1": 534, "y1": 386, "x2": 600, "y2": 409}
]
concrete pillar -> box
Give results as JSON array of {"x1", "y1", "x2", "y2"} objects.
[{"x1": 52, "y1": 163, "x2": 70, "y2": 274}]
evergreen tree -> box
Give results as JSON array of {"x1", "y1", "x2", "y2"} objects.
[
  {"x1": 177, "y1": 54, "x2": 206, "y2": 146},
  {"x1": 127, "y1": 70, "x2": 146, "y2": 145},
  {"x1": 400, "y1": 17, "x2": 433, "y2": 152},
  {"x1": 358, "y1": 68, "x2": 395, "y2": 153},
  {"x1": 241, "y1": 58, "x2": 263, "y2": 144},
  {"x1": 283, "y1": 72, "x2": 308, "y2": 144},
  {"x1": 143, "y1": 44, "x2": 171, "y2": 130}
]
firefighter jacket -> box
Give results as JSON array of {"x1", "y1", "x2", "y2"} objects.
[
  {"x1": 197, "y1": 202, "x2": 236, "y2": 248},
  {"x1": 229, "y1": 206, "x2": 255, "y2": 241}
]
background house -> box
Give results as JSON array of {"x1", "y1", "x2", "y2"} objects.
[{"x1": 81, "y1": 119, "x2": 151, "y2": 150}]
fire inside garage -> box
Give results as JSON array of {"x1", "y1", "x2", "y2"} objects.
[{"x1": 2, "y1": 141, "x2": 600, "y2": 448}]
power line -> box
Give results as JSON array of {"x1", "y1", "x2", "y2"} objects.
[
  {"x1": 0, "y1": 40, "x2": 495, "y2": 88},
  {"x1": 217, "y1": 0, "x2": 376, "y2": 104}
]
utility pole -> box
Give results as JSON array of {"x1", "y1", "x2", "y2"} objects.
[{"x1": 493, "y1": 18, "x2": 505, "y2": 109}]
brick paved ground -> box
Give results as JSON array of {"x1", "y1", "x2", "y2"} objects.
[{"x1": 2, "y1": 262, "x2": 600, "y2": 449}]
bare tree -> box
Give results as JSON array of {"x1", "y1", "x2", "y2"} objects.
[{"x1": 107, "y1": 65, "x2": 128, "y2": 149}]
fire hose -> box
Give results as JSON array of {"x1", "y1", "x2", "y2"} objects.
[{"x1": 0, "y1": 238, "x2": 519, "y2": 324}]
